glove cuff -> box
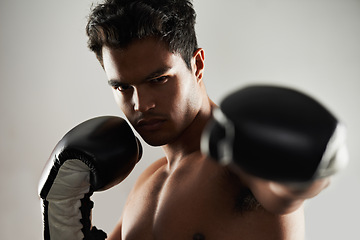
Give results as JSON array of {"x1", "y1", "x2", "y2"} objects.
[{"x1": 41, "y1": 159, "x2": 107, "y2": 240}]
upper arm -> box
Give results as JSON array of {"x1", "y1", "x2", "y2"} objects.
[{"x1": 107, "y1": 218, "x2": 122, "y2": 240}]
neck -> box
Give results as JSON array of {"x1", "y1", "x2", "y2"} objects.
[{"x1": 162, "y1": 96, "x2": 216, "y2": 170}]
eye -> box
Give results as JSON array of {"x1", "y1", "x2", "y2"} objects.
[
  {"x1": 149, "y1": 76, "x2": 169, "y2": 84},
  {"x1": 115, "y1": 84, "x2": 132, "y2": 92},
  {"x1": 108, "y1": 80, "x2": 133, "y2": 93}
]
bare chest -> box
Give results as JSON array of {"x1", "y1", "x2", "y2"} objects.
[{"x1": 121, "y1": 161, "x2": 304, "y2": 240}]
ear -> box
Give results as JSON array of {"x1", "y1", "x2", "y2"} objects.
[{"x1": 192, "y1": 48, "x2": 205, "y2": 82}]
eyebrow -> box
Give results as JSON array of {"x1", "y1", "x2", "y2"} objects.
[
  {"x1": 144, "y1": 67, "x2": 171, "y2": 80},
  {"x1": 107, "y1": 66, "x2": 172, "y2": 87},
  {"x1": 108, "y1": 79, "x2": 123, "y2": 88}
]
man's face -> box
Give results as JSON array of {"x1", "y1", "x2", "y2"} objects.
[{"x1": 102, "y1": 38, "x2": 203, "y2": 146}]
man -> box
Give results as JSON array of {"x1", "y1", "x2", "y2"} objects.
[{"x1": 84, "y1": 0, "x2": 334, "y2": 239}]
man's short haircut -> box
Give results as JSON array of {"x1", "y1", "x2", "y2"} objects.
[{"x1": 86, "y1": 0, "x2": 198, "y2": 69}]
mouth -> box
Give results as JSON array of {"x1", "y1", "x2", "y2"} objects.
[{"x1": 136, "y1": 118, "x2": 166, "y2": 132}]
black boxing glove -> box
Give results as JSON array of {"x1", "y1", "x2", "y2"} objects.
[
  {"x1": 38, "y1": 116, "x2": 142, "y2": 240},
  {"x1": 202, "y1": 85, "x2": 348, "y2": 182}
]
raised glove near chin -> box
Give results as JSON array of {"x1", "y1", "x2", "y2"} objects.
[
  {"x1": 202, "y1": 85, "x2": 348, "y2": 182},
  {"x1": 38, "y1": 116, "x2": 142, "y2": 240}
]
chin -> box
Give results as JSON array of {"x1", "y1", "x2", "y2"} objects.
[{"x1": 140, "y1": 135, "x2": 170, "y2": 147}]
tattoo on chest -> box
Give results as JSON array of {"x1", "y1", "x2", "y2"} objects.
[{"x1": 193, "y1": 233, "x2": 205, "y2": 240}]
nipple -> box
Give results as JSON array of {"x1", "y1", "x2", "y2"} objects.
[{"x1": 193, "y1": 233, "x2": 205, "y2": 240}]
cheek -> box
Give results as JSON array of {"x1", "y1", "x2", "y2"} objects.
[
  {"x1": 112, "y1": 90, "x2": 123, "y2": 108},
  {"x1": 164, "y1": 82, "x2": 188, "y2": 111},
  {"x1": 170, "y1": 78, "x2": 201, "y2": 116},
  {"x1": 181, "y1": 75, "x2": 201, "y2": 105},
  {"x1": 112, "y1": 90, "x2": 132, "y2": 115}
]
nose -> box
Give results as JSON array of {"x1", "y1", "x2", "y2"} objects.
[{"x1": 133, "y1": 87, "x2": 155, "y2": 112}]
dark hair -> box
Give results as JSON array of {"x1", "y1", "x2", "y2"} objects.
[{"x1": 86, "y1": 0, "x2": 198, "y2": 69}]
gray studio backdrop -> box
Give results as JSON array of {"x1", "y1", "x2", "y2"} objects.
[{"x1": 0, "y1": 0, "x2": 359, "y2": 239}]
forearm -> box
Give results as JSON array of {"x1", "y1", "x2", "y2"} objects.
[
  {"x1": 235, "y1": 165, "x2": 330, "y2": 214},
  {"x1": 266, "y1": 178, "x2": 330, "y2": 214},
  {"x1": 107, "y1": 219, "x2": 122, "y2": 240},
  {"x1": 269, "y1": 178, "x2": 331, "y2": 200}
]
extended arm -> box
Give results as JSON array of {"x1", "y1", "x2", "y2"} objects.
[
  {"x1": 234, "y1": 165, "x2": 330, "y2": 214},
  {"x1": 202, "y1": 85, "x2": 348, "y2": 214}
]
